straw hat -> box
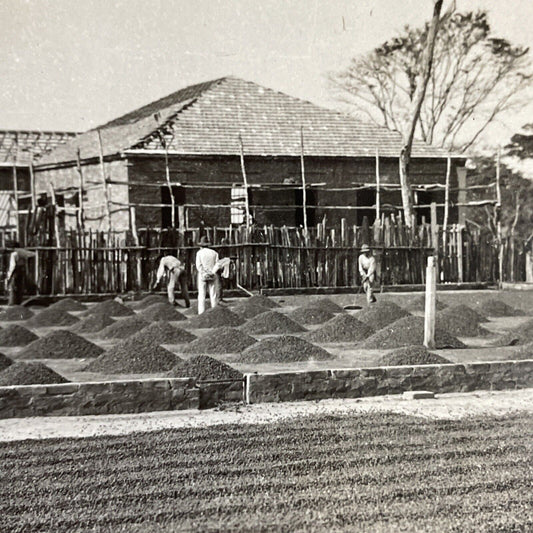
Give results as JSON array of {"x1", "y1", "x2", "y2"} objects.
[
  {"x1": 360, "y1": 244, "x2": 371, "y2": 253},
  {"x1": 198, "y1": 236, "x2": 211, "y2": 247}
]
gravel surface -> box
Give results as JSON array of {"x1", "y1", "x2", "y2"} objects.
[
  {"x1": 168, "y1": 354, "x2": 242, "y2": 380},
  {"x1": 359, "y1": 315, "x2": 466, "y2": 350},
  {"x1": 304, "y1": 298, "x2": 344, "y2": 313},
  {"x1": 135, "y1": 321, "x2": 197, "y2": 344},
  {"x1": 130, "y1": 294, "x2": 168, "y2": 309},
  {"x1": 494, "y1": 319, "x2": 533, "y2": 346},
  {"x1": 377, "y1": 345, "x2": 452, "y2": 366},
  {"x1": 187, "y1": 307, "x2": 244, "y2": 328},
  {"x1": 435, "y1": 307, "x2": 491, "y2": 337},
  {"x1": 288, "y1": 306, "x2": 335, "y2": 325},
  {"x1": 475, "y1": 298, "x2": 525, "y2": 317},
  {"x1": 403, "y1": 295, "x2": 447, "y2": 312},
  {"x1": 98, "y1": 316, "x2": 151, "y2": 340},
  {"x1": 0, "y1": 362, "x2": 68, "y2": 386},
  {"x1": 0, "y1": 306, "x2": 34, "y2": 321},
  {"x1": 26, "y1": 308, "x2": 79, "y2": 328},
  {"x1": 139, "y1": 303, "x2": 187, "y2": 322},
  {"x1": 70, "y1": 314, "x2": 116, "y2": 334},
  {"x1": 0, "y1": 325, "x2": 39, "y2": 346},
  {"x1": 305, "y1": 314, "x2": 375, "y2": 343},
  {"x1": 17, "y1": 330, "x2": 104, "y2": 360},
  {"x1": 439, "y1": 303, "x2": 488, "y2": 323},
  {"x1": 356, "y1": 301, "x2": 411, "y2": 330},
  {"x1": 240, "y1": 311, "x2": 306, "y2": 334},
  {"x1": 84, "y1": 300, "x2": 134, "y2": 318},
  {"x1": 232, "y1": 301, "x2": 271, "y2": 319},
  {"x1": 244, "y1": 294, "x2": 281, "y2": 308},
  {"x1": 182, "y1": 327, "x2": 256, "y2": 354},
  {"x1": 238, "y1": 335, "x2": 332, "y2": 363},
  {"x1": 0, "y1": 352, "x2": 13, "y2": 371},
  {"x1": 512, "y1": 341, "x2": 533, "y2": 358},
  {"x1": 48, "y1": 298, "x2": 87, "y2": 312},
  {"x1": 84, "y1": 335, "x2": 181, "y2": 373}
]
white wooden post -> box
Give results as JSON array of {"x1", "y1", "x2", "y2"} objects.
[{"x1": 424, "y1": 255, "x2": 437, "y2": 349}]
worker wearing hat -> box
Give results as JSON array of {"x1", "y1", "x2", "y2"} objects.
[
  {"x1": 195, "y1": 236, "x2": 219, "y2": 314},
  {"x1": 358, "y1": 244, "x2": 377, "y2": 305}
]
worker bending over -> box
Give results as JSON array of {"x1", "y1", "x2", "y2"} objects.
[
  {"x1": 5, "y1": 241, "x2": 35, "y2": 306},
  {"x1": 196, "y1": 236, "x2": 219, "y2": 314},
  {"x1": 153, "y1": 255, "x2": 190, "y2": 307},
  {"x1": 358, "y1": 244, "x2": 377, "y2": 305}
]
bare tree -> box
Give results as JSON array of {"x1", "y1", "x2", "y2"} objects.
[
  {"x1": 399, "y1": 0, "x2": 443, "y2": 226},
  {"x1": 329, "y1": 11, "x2": 531, "y2": 152}
]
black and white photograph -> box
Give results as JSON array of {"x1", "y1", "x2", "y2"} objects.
[{"x1": 1, "y1": 0, "x2": 532, "y2": 531}]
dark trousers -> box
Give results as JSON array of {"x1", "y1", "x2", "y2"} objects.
[{"x1": 8, "y1": 268, "x2": 25, "y2": 306}]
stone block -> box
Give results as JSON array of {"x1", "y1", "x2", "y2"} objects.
[
  {"x1": 15, "y1": 385, "x2": 48, "y2": 396},
  {"x1": 48, "y1": 383, "x2": 79, "y2": 395}
]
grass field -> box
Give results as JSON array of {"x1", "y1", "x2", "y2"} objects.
[{"x1": 1, "y1": 412, "x2": 532, "y2": 532}]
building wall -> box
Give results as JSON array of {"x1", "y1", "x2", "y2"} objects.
[
  {"x1": 128, "y1": 154, "x2": 463, "y2": 228},
  {"x1": 34, "y1": 159, "x2": 130, "y2": 231}
]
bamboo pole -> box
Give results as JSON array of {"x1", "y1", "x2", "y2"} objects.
[
  {"x1": 13, "y1": 166, "x2": 20, "y2": 240},
  {"x1": 238, "y1": 134, "x2": 251, "y2": 232},
  {"x1": 496, "y1": 147, "x2": 503, "y2": 288},
  {"x1": 163, "y1": 143, "x2": 176, "y2": 228},
  {"x1": 442, "y1": 156, "x2": 451, "y2": 246},
  {"x1": 96, "y1": 129, "x2": 112, "y2": 230},
  {"x1": 300, "y1": 126, "x2": 308, "y2": 236},
  {"x1": 28, "y1": 156, "x2": 37, "y2": 215},
  {"x1": 375, "y1": 148, "x2": 380, "y2": 221},
  {"x1": 75, "y1": 148, "x2": 85, "y2": 230}
]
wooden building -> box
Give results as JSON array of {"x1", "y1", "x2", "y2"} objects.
[
  {"x1": 0, "y1": 129, "x2": 77, "y2": 241},
  {"x1": 34, "y1": 77, "x2": 467, "y2": 232}
]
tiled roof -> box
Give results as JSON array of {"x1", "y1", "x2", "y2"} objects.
[
  {"x1": 0, "y1": 130, "x2": 78, "y2": 166},
  {"x1": 38, "y1": 77, "x2": 458, "y2": 166}
]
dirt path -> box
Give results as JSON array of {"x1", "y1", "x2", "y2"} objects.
[{"x1": 1, "y1": 388, "x2": 532, "y2": 442}]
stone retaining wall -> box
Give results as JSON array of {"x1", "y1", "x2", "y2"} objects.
[
  {"x1": 245, "y1": 360, "x2": 533, "y2": 404},
  {"x1": 199, "y1": 379, "x2": 245, "y2": 409},
  {"x1": 0, "y1": 378, "x2": 199, "y2": 419}
]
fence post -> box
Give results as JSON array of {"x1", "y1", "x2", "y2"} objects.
[{"x1": 424, "y1": 255, "x2": 437, "y2": 349}]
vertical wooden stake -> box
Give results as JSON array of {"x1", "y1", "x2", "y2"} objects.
[
  {"x1": 457, "y1": 225, "x2": 464, "y2": 283},
  {"x1": 375, "y1": 148, "x2": 380, "y2": 222},
  {"x1": 424, "y1": 255, "x2": 437, "y2": 349},
  {"x1": 130, "y1": 207, "x2": 142, "y2": 290},
  {"x1": 12, "y1": 164, "x2": 20, "y2": 240},
  {"x1": 163, "y1": 144, "x2": 176, "y2": 228},
  {"x1": 496, "y1": 147, "x2": 503, "y2": 288},
  {"x1": 75, "y1": 148, "x2": 85, "y2": 230},
  {"x1": 430, "y1": 201, "x2": 439, "y2": 283},
  {"x1": 238, "y1": 134, "x2": 251, "y2": 232},
  {"x1": 442, "y1": 156, "x2": 451, "y2": 247},
  {"x1": 29, "y1": 152, "x2": 37, "y2": 214},
  {"x1": 300, "y1": 126, "x2": 308, "y2": 236},
  {"x1": 96, "y1": 129, "x2": 112, "y2": 230}
]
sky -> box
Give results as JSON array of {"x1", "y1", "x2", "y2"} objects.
[{"x1": 1, "y1": 0, "x2": 532, "y2": 150}]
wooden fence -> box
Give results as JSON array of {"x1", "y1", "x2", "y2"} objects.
[{"x1": 0, "y1": 217, "x2": 528, "y2": 297}]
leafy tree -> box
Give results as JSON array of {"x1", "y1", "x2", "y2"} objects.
[
  {"x1": 329, "y1": 10, "x2": 531, "y2": 152},
  {"x1": 466, "y1": 155, "x2": 533, "y2": 241}
]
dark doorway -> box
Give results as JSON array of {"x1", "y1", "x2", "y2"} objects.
[
  {"x1": 356, "y1": 188, "x2": 376, "y2": 225},
  {"x1": 161, "y1": 186, "x2": 186, "y2": 228},
  {"x1": 295, "y1": 189, "x2": 316, "y2": 227}
]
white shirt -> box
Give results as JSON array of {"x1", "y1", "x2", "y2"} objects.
[
  {"x1": 196, "y1": 247, "x2": 219, "y2": 276},
  {"x1": 358, "y1": 254, "x2": 376, "y2": 278},
  {"x1": 155, "y1": 256, "x2": 184, "y2": 284}
]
